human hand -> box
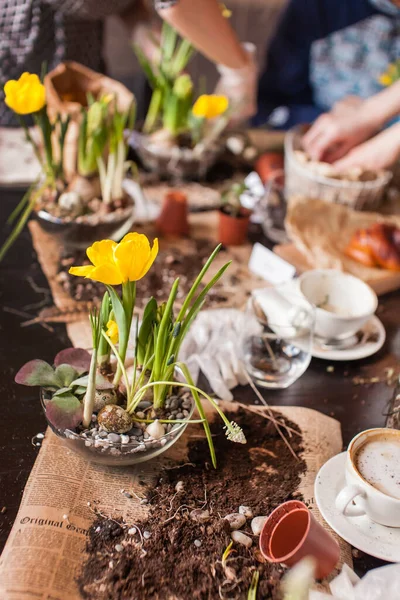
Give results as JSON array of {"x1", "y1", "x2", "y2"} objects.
[
  {"x1": 333, "y1": 125, "x2": 400, "y2": 172},
  {"x1": 214, "y1": 43, "x2": 257, "y2": 124},
  {"x1": 302, "y1": 97, "x2": 379, "y2": 163}
]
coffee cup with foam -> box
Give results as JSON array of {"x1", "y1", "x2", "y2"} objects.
[{"x1": 336, "y1": 428, "x2": 400, "y2": 528}]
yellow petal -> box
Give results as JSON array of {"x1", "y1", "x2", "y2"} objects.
[
  {"x1": 86, "y1": 239, "x2": 118, "y2": 267},
  {"x1": 69, "y1": 265, "x2": 96, "y2": 278},
  {"x1": 192, "y1": 94, "x2": 228, "y2": 119},
  {"x1": 4, "y1": 72, "x2": 46, "y2": 115},
  {"x1": 87, "y1": 264, "x2": 123, "y2": 285},
  {"x1": 192, "y1": 95, "x2": 209, "y2": 118},
  {"x1": 106, "y1": 319, "x2": 119, "y2": 344},
  {"x1": 379, "y1": 74, "x2": 392, "y2": 86},
  {"x1": 115, "y1": 234, "x2": 158, "y2": 282}
]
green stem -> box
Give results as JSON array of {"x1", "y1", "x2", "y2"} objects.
[
  {"x1": 102, "y1": 331, "x2": 131, "y2": 403},
  {"x1": 17, "y1": 116, "x2": 43, "y2": 167},
  {"x1": 113, "y1": 282, "x2": 136, "y2": 386},
  {"x1": 83, "y1": 348, "x2": 98, "y2": 428},
  {"x1": 129, "y1": 376, "x2": 219, "y2": 467}
]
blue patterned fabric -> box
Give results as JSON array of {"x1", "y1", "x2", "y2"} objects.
[{"x1": 256, "y1": 0, "x2": 400, "y2": 128}]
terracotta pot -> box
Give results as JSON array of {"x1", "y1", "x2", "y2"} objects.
[
  {"x1": 218, "y1": 208, "x2": 251, "y2": 246},
  {"x1": 156, "y1": 190, "x2": 189, "y2": 237},
  {"x1": 255, "y1": 152, "x2": 284, "y2": 184},
  {"x1": 259, "y1": 500, "x2": 340, "y2": 579}
]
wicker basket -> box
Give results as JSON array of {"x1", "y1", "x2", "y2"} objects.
[{"x1": 284, "y1": 125, "x2": 392, "y2": 211}]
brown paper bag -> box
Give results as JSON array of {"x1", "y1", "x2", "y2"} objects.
[{"x1": 44, "y1": 61, "x2": 134, "y2": 179}]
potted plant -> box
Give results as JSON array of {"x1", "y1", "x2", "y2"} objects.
[
  {"x1": 131, "y1": 20, "x2": 230, "y2": 179},
  {"x1": 218, "y1": 181, "x2": 252, "y2": 246},
  {"x1": 15, "y1": 232, "x2": 245, "y2": 466},
  {"x1": 1, "y1": 69, "x2": 139, "y2": 260}
]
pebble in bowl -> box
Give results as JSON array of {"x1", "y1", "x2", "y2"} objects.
[{"x1": 298, "y1": 269, "x2": 378, "y2": 340}]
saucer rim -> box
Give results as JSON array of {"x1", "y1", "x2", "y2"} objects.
[
  {"x1": 315, "y1": 452, "x2": 400, "y2": 562},
  {"x1": 309, "y1": 315, "x2": 385, "y2": 361}
]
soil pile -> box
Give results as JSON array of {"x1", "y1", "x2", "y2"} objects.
[{"x1": 79, "y1": 408, "x2": 306, "y2": 599}]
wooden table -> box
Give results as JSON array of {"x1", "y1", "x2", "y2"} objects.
[{"x1": 0, "y1": 188, "x2": 398, "y2": 578}]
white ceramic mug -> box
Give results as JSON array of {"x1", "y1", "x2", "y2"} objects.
[{"x1": 336, "y1": 428, "x2": 400, "y2": 527}]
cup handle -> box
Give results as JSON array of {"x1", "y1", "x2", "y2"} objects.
[{"x1": 335, "y1": 484, "x2": 366, "y2": 517}]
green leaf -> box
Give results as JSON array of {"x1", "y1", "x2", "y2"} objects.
[
  {"x1": 54, "y1": 364, "x2": 79, "y2": 388},
  {"x1": 54, "y1": 348, "x2": 91, "y2": 374},
  {"x1": 45, "y1": 394, "x2": 83, "y2": 430},
  {"x1": 53, "y1": 387, "x2": 74, "y2": 397},
  {"x1": 15, "y1": 360, "x2": 60, "y2": 389},
  {"x1": 137, "y1": 297, "x2": 157, "y2": 365},
  {"x1": 247, "y1": 571, "x2": 259, "y2": 600},
  {"x1": 71, "y1": 372, "x2": 113, "y2": 390}
]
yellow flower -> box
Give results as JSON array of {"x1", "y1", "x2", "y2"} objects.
[
  {"x1": 69, "y1": 233, "x2": 159, "y2": 285},
  {"x1": 192, "y1": 95, "x2": 229, "y2": 119},
  {"x1": 219, "y1": 3, "x2": 232, "y2": 18},
  {"x1": 4, "y1": 72, "x2": 46, "y2": 115},
  {"x1": 106, "y1": 319, "x2": 119, "y2": 344},
  {"x1": 379, "y1": 73, "x2": 393, "y2": 87}
]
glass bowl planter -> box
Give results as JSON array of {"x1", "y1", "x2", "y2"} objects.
[
  {"x1": 35, "y1": 200, "x2": 135, "y2": 250},
  {"x1": 130, "y1": 131, "x2": 223, "y2": 180},
  {"x1": 40, "y1": 392, "x2": 195, "y2": 466}
]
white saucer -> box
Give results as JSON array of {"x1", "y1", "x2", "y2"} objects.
[
  {"x1": 315, "y1": 452, "x2": 400, "y2": 562},
  {"x1": 311, "y1": 315, "x2": 385, "y2": 361}
]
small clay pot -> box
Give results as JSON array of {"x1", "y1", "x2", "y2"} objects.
[
  {"x1": 156, "y1": 190, "x2": 189, "y2": 237},
  {"x1": 218, "y1": 208, "x2": 251, "y2": 246},
  {"x1": 259, "y1": 500, "x2": 340, "y2": 579},
  {"x1": 255, "y1": 152, "x2": 284, "y2": 184}
]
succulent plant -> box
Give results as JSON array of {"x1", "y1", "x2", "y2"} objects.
[{"x1": 15, "y1": 348, "x2": 113, "y2": 430}]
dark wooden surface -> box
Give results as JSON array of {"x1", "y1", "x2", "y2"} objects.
[{"x1": 0, "y1": 189, "x2": 398, "y2": 579}]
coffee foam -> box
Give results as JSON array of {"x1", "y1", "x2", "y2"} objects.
[{"x1": 355, "y1": 435, "x2": 400, "y2": 500}]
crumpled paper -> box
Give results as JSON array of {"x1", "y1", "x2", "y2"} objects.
[
  {"x1": 309, "y1": 563, "x2": 400, "y2": 600},
  {"x1": 179, "y1": 308, "x2": 256, "y2": 401}
]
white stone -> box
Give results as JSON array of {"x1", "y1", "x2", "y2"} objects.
[
  {"x1": 145, "y1": 420, "x2": 166, "y2": 440},
  {"x1": 224, "y1": 513, "x2": 246, "y2": 531},
  {"x1": 239, "y1": 506, "x2": 253, "y2": 518},
  {"x1": 175, "y1": 481, "x2": 185, "y2": 493},
  {"x1": 251, "y1": 516, "x2": 267, "y2": 536},
  {"x1": 231, "y1": 531, "x2": 252, "y2": 548}
]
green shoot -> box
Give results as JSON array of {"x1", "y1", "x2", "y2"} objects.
[{"x1": 248, "y1": 571, "x2": 259, "y2": 600}]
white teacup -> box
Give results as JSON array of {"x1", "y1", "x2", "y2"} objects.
[
  {"x1": 336, "y1": 428, "x2": 400, "y2": 527},
  {"x1": 298, "y1": 270, "x2": 378, "y2": 340}
]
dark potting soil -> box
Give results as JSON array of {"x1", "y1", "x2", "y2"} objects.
[
  {"x1": 78, "y1": 408, "x2": 306, "y2": 600},
  {"x1": 57, "y1": 239, "x2": 230, "y2": 306}
]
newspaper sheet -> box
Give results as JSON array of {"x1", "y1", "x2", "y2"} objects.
[{"x1": 0, "y1": 400, "x2": 349, "y2": 600}]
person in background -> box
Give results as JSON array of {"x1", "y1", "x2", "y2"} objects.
[
  {"x1": 144, "y1": 0, "x2": 258, "y2": 123},
  {"x1": 302, "y1": 80, "x2": 400, "y2": 171},
  {"x1": 255, "y1": 0, "x2": 400, "y2": 130},
  {"x1": 0, "y1": 0, "x2": 257, "y2": 126}
]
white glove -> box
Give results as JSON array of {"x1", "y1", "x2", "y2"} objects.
[{"x1": 214, "y1": 43, "x2": 258, "y2": 125}]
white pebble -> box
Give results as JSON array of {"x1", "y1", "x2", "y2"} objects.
[
  {"x1": 194, "y1": 539, "x2": 202, "y2": 548},
  {"x1": 143, "y1": 531, "x2": 151, "y2": 539},
  {"x1": 239, "y1": 506, "x2": 253, "y2": 518},
  {"x1": 145, "y1": 420, "x2": 166, "y2": 440},
  {"x1": 231, "y1": 531, "x2": 252, "y2": 548},
  {"x1": 175, "y1": 481, "x2": 184, "y2": 493},
  {"x1": 115, "y1": 544, "x2": 124, "y2": 552},
  {"x1": 224, "y1": 513, "x2": 246, "y2": 531},
  {"x1": 120, "y1": 434, "x2": 130, "y2": 444},
  {"x1": 36, "y1": 433, "x2": 45, "y2": 439},
  {"x1": 251, "y1": 516, "x2": 267, "y2": 535},
  {"x1": 128, "y1": 527, "x2": 137, "y2": 535}
]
